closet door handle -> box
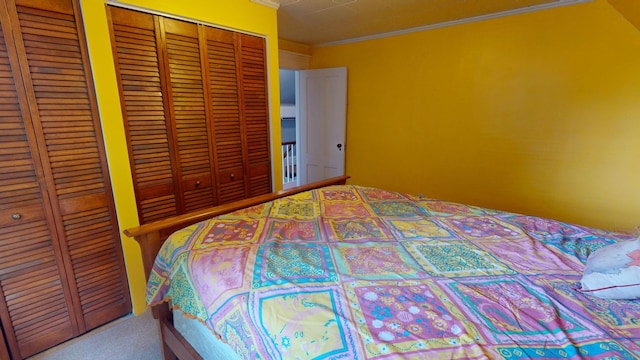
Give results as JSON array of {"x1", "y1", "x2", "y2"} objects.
[
  {"x1": 230, "y1": 173, "x2": 235, "y2": 180},
  {"x1": 12, "y1": 213, "x2": 22, "y2": 220},
  {"x1": 195, "y1": 180, "x2": 201, "y2": 187}
]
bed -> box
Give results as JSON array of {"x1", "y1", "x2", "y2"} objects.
[{"x1": 126, "y1": 176, "x2": 640, "y2": 359}]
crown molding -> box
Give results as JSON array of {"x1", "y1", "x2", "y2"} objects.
[
  {"x1": 316, "y1": 0, "x2": 591, "y2": 47},
  {"x1": 251, "y1": 0, "x2": 280, "y2": 10}
]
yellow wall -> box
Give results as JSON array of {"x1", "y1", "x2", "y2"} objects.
[
  {"x1": 79, "y1": 0, "x2": 281, "y2": 315},
  {"x1": 609, "y1": 0, "x2": 640, "y2": 31},
  {"x1": 311, "y1": 0, "x2": 640, "y2": 233}
]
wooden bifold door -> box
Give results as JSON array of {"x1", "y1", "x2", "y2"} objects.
[
  {"x1": 0, "y1": 0, "x2": 131, "y2": 358},
  {"x1": 108, "y1": 6, "x2": 273, "y2": 225}
]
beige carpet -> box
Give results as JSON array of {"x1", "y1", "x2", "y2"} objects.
[{"x1": 27, "y1": 310, "x2": 161, "y2": 360}]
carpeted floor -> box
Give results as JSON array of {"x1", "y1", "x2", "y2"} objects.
[{"x1": 27, "y1": 310, "x2": 162, "y2": 360}]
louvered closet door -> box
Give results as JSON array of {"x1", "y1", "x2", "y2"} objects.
[
  {"x1": 162, "y1": 19, "x2": 216, "y2": 211},
  {"x1": 238, "y1": 34, "x2": 271, "y2": 197},
  {"x1": 9, "y1": 0, "x2": 130, "y2": 334},
  {"x1": 205, "y1": 27, "x2": 247, "y2": 204},
  {"x1": 109, "y1": 8, "x2": 178, "y2": 223},
  {"x1": 0, "y1": 11, "x2": 77, "y2": 359},
  {"x1": 109, "y1": 7, "x2": 273, "y2": 219}
]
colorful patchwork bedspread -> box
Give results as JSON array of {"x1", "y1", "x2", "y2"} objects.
[{"x1": 147, "y1": 185, "x2": 640, "y2": 359}]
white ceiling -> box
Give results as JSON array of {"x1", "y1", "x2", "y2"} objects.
[{"x1": 269, "y1": 0, "x2": 588, "y2": 46}]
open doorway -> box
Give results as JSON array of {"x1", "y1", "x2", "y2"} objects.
[
  {"x1": 279, "y1": 69, "x2": 297, "y2": 189},
  {"x1": 279, "y1": 67, "x2": 348, "y2": 189}
]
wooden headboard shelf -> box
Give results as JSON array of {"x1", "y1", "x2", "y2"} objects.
[{"x1": 125, "y1": 175, "x2": 350, "y2": 281}]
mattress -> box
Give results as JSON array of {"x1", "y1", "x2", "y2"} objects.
[
  {"x1": 173, "y1": 309, "x2": 239, "y2": 360},
  {"x1": 148, "y1": 185, "x2": 640, "y2": 359}
]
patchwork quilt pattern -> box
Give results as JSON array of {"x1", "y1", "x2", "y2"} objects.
[{"x1": 147, "y1": 185, "x2": 640, "y2": 359}]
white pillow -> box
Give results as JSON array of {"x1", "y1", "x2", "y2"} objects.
[{"x1": 579, "y1": 237, "x2": 640, "y2": 299}]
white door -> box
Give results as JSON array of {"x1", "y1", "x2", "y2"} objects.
[{"x1": 296, "y1": 67, "x2": 347, "y2": 185}]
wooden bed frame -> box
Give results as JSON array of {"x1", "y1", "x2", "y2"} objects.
[{"x1": 124, "y1": 175, "x2": 350, "y2": 360}]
